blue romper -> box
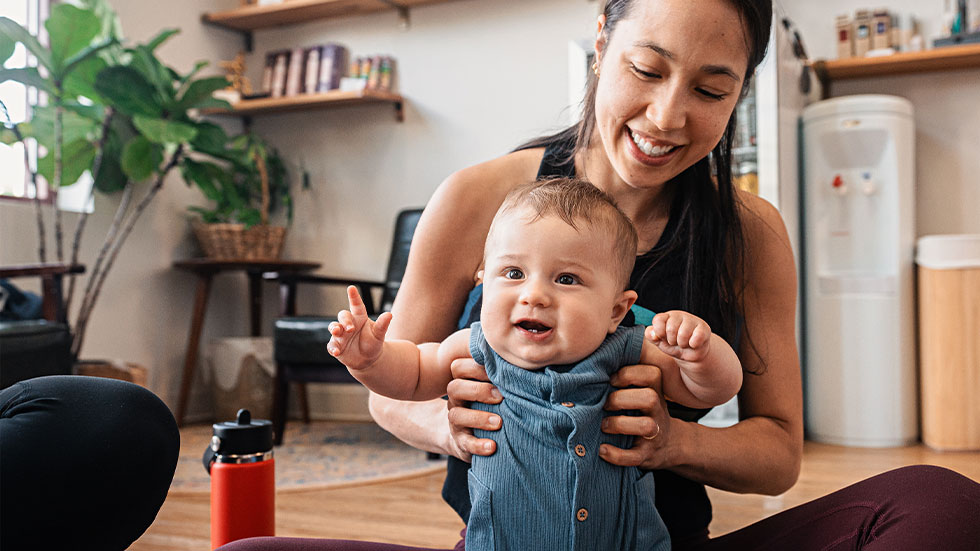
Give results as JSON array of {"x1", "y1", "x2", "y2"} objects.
[{"x1": 466, "y1": 322, "x2": 670, "y2": 551}]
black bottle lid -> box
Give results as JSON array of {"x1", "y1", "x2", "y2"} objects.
[{"x1": 210, "y1": 409, "x2": 273, "y2": 456}]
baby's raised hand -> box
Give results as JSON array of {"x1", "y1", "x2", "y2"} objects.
[
  {"x1": 646, "y1": 310, "x2": 712, "y2": 363},
  {"x1": 327, "y1": 286, "x2": 392, "y2": 371}
]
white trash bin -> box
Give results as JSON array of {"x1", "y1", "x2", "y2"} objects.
[{"x1": 917, "y1": 235, "x2": 980, "y2": 451}]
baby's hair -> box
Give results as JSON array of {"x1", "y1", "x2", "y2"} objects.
[{"x1": 495, "y1": 177, "x2": 638, "y2": 287}]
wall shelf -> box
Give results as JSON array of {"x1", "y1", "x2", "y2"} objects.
[
  {"x1": 202, "y1": 0, "x2": 462, "y2": 33},
  {"x1": 201, "y1": 89, "x2": 405, "y2": 121},
  {"x1": 812, "y1": 44, "x2": 980, "y2": 97}
]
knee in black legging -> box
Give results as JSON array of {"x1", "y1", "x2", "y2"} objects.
[{"x1": 0, "y1": 375, "x2": 180, "y2": 551}]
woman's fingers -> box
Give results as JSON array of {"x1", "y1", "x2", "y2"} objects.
[
  {"x1": 609, "y1": 363, "x2": 663, "y2": 392},
  {"x1": 447, "y1": 377, "x2": 502, "y2": 406},
  {"x1": 450, "y1": 357, "x2": 493, "y2": 383}
]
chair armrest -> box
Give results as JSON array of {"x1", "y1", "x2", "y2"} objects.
[
  {"x1": 267, "y1": 273, "x2": 385, "y2": 316},
  {"x1": 0, "y1": 263, "x2": 85, "y2": 323}
]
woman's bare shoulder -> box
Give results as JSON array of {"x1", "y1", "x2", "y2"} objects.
[
  {"x1": 735, "y1": 189, "x2": 797, "y2": 296},
  {"x1": 439, "y1": 147, "x2": 545, "y2": 199}
]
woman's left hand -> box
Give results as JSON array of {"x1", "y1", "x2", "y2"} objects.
[{"x1": 599, "y1": 363, "x2": 676, "y2": 471}]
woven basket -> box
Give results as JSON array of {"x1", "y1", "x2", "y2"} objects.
[{"x1": 193, "y1": 222, "x2": 287, "y2": 261}]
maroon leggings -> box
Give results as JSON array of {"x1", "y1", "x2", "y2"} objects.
[{"x1": 217, "y1": 465, "x2": 980, "y2": 551}]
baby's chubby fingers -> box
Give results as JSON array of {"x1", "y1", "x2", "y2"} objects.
[
  {"x1": 346, "y1": 285, "x2": 369, "y2": 317},
  {"x1": 687, "y1": 322, "x2": 710, "y2": 349}
]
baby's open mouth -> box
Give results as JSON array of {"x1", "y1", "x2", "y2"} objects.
[{"x1": 517, "y1": 320, "x2": 552, "y2": 333}]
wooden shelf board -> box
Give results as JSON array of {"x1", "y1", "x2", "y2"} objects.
[
  {"x1": 202, "y1": 0, "x2": 460, "y2": 31},
  {"x1": 201, "y1": 89, "x2": 404, "y2": 119},
  {"x1": 813, "y1": 43, "x2": 980, "y2": 82}
]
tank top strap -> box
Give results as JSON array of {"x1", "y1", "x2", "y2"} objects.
[{"x1": 535, "y1": 134, "x2": 577, "y2": 180}]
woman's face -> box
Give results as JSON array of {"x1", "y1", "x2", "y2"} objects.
[{"x1": 593, "y1": 0, "x2": 750, "y2": 189}]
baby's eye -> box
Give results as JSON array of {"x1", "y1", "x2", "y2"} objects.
[
  {"x1": 556, "y1": 274, "x2": 578, "y2": 285},
  {"x1": 505, "y1": 268, "x2": 524, "y2": 280}
]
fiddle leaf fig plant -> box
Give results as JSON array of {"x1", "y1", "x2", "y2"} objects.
[{"x1": 0, "y1": 0, "x2": 241, "y2": 360}]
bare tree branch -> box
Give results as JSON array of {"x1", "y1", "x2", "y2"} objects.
[
  {"x1": 1, "y1": 100, "x2": 47, "y2": 262},
  {"x1": 66, "y1": 107, "x2": 115, "y2": 315},
  {"x1": 54, "y1": 103, "x2": 64, "y2": 262},
  {"x1": 72, "y1": 145, "x2": 184, "y2": 359}
]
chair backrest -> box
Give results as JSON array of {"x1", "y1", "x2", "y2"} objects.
[{"x1": 380, "y1": 208, "x2": 424, "y2": 312}]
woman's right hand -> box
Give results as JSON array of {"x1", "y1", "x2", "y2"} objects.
[{"x1": 445, "y1": 357, "x2": 503, "y2": 462}]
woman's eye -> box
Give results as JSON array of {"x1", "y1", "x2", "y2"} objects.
[
  {"x1": 630, "y1": 63, "x2": 660, "y2": 79},
  {"x1": 505, "y1": 269, "x2": 524, "y2": 280},
  {"x1": 556, "y1": 274, "x2": 578, "y2": 285},
  {"x1": 697, "y1": 88, "x2": 726, "y2": 100}
]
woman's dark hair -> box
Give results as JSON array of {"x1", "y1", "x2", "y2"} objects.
[{"x1": 517, "y1": 0, "x2": 773, "y2": 372}]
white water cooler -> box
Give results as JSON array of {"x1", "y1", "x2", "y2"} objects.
[{"x1": 801, "y1": 95, "x2": 918, "y2": 447}]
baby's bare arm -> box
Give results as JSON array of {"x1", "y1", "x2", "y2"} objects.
[{"x1": 640, "y1": 313, "x2": 742, "y2": 408}]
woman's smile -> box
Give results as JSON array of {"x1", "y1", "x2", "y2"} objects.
[{"x1": 626, "y1": 127, "x2": 682, "y2": 166}]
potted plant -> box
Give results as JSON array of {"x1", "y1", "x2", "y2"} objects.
[
  {"x1": 0, "y1": 0, "x2": 239, "y2": 364},
  {"x1": 184, "y1": 131, "x2": 298, "y2": 261}
]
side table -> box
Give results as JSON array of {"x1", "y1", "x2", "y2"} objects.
[{"x1": 172, "y1": 258, "x2": 320, "y2": 426}]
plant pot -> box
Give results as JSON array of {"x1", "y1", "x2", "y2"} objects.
[
  {"x1": 75, "y1": 359, "x2": 148, "y2": 387},
  {"x1": 193, "y1": 222, "x2": 287, "y2": 261}
]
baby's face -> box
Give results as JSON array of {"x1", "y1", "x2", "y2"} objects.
[{"x1": 480, "y1": 209, "x2": 631, "y2": 369}]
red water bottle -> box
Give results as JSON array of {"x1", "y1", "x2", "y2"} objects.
[{"x1": 203, "y1": 409, "x2": 275, "y2": 549}]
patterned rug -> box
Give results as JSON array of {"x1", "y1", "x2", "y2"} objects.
[{"x1": 169, "y1": 421, "x2": 446, "y2": 495}]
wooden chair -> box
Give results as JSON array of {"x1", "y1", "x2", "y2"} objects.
[{"x1": 271, "y1": 209, "x2": 423, "y2": 445}]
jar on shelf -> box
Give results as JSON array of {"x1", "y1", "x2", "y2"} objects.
[{"x1": 735, "y1": 160, "x2": 759, "y2": 195}]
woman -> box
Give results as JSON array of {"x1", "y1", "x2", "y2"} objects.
[{"x1": 223, "y1": 0, "x2": 980, "y2": 549}]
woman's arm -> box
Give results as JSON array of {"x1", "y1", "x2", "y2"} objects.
[
  {"x1": 368, "y1": 149, "x2": 543, "y2": 458},
  {"x1": 601, "y1": 193, "x2": 803, "y2": 495}
]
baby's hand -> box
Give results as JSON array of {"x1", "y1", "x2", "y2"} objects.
[
  {"x1": 646, "y1": 310, "x2": 712, "y2": 363},
  {"x1": 327, "y1": 286, "x2": 392, "y2": 371}
]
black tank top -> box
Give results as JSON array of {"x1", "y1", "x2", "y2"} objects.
[{"x1": 443, "y1": 135, "x2": 722, "y2": 544}]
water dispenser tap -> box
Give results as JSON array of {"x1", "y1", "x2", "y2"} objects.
[
  {"x1": 832, "y1": 174, "x2": 847, "y2": 196},
  {"x1": 860, "y1": 172, "x2": 876, "y2": 195}
]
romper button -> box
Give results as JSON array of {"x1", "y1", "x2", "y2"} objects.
[
  {"x1": 561, "y1": 402, "x2": 574, "y2": 407},
  {"x1": 574, "y1": 444, "x2": 586, "y2": 457},
  {"x1": 577, "y1": 508, "x2": 589, "y2": 521}
]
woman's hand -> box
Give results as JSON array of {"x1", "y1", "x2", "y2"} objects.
[
  {"x1": 599, "y1": 363, "x2": 677, "y2": 471},
  {"x1": 445, "y1": 357, "x2": 503, "y2": 463}
]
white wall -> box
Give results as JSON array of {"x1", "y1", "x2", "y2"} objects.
[
  {"x1": 2, "y1": 0, "x2": 976, "y2": 421},
  {"x1": 0, "y1": 0, "x2": 601, "y2": 421}
]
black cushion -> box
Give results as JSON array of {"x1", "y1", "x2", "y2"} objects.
[
  {"x1": 274, "y1": 316, "x2": 338, "y2": 365},
  {"x1": 0, "y1": 320, "x2": 73, "y2": 389}
]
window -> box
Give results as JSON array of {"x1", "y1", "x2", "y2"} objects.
[{"x1": 1, "y1": 0, "x2": 90, "y2": 212}]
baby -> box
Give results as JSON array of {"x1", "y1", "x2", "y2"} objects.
[{"x1": 328, "y1": 178, "x2": 742, "y2": 551}]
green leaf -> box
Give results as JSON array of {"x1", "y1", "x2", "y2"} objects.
[
  {"x1": 179, "y1": 60, "x2": 208, "y2": 87},
  {"x1": 61, "y1": 55, "x2": 109, "y2": 103},
  {"x1": 62, "y1": 36, "x2": 116, "y2": 81},
  {"x1": 132, "y1": 114, "x2": 197, "y2": 145},
  {"x1": 0, "y1": 17, "x2": 52, "y2": 71},
  {"x1": 62, "y1": 101, "x2": 105, "y2": 122},
  {"x1": 188, "y1": 121, "x2": 228, "y2": 156},
  {"x1": 176, "y1": 76, "x2": 229, "y2": 111},
  {"x1": 120, "y1": 135, "x2": 161, "y2": 181},
  {"x1": 146, "y1": 28, "x2": 179, "y2": 52},
  {"x1": 181, "y1": 158, "x2": 221, "y2": 200},
  {"x1": 45, "y1": 4, "x2": 100, "y2": 74},
  {"x1": 28, "y1": 105, "x2": 100, "y2": 149},
  {"x1": 36, "y1": 137, "x2": 97, "y2": 188},
  {"x1": 129, "y1": 45, "x2": 174, "y2": 106},
  {"x1": 0, "y1": 29, "x2": 14, "y2": 64},
  {"x1": 93, "y1": 66, "x2": 162, "y2": 117},
  {"x1": 0, "y1": 67, "x2": 57, "y2": 96},
  {"x1": 1, "y1": 125, "x2": 21, "y2": 145},
  {"x1": 192, "y1": 96, "x2": 233, "y2": 112},
  {"x1": 93, "y1": 151, "x2": 127, "y2": 193}
]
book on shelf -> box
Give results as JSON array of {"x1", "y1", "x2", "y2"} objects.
[
  {"x1": 270, "y1": 50, "x2": 290, "y2": 98},
  {"x1": 316, "y1": 44, "x2": 349, "y2": 93},
  {"x1": 303, "y1": 46, "x2": 321, "y2": 94},
  {"x1": 284, "y1": 46, "x2": 305, "y2": 96}
]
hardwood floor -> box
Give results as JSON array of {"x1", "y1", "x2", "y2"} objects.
[{"x1": 131, "y1": 441, "x2": 980, "y2": 550}]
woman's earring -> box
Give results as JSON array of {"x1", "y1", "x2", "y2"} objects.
[{"x1": 591, "y1": 61, "x2": 599, "y2": 76}]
